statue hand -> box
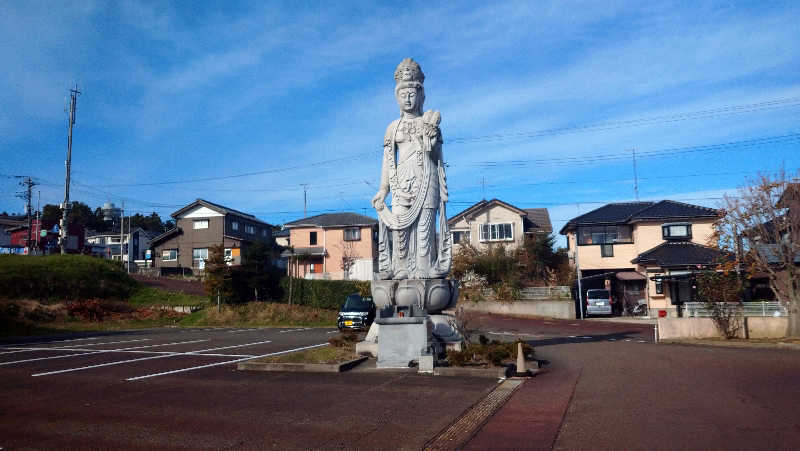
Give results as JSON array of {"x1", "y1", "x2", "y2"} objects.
[{"x1": 372, "y1": 190, "x2": 387, "y2": 211}]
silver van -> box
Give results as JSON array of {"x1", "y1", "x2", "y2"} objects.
[{"x1": 586, "y1": 289, "x2": 612, "y2": 316}]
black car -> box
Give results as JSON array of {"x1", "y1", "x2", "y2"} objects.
[{"x1": 337, "y1": 294, "x2": 376, "y2": 331}]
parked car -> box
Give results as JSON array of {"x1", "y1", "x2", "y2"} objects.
[
  {"x1": 585, "y1": 289, "x2": 613, "y2": 316},
  {"x1": 337, "y1": 294, "x2": 376, "y2": 331}
]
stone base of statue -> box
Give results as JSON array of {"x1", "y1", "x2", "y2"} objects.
[{"x1": 367, "y1": 278, "x2": 462, "y2": 369}]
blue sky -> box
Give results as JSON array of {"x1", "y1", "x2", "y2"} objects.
[{"x1": 2, "y1": 0, "x2": 799, "y2": 247}]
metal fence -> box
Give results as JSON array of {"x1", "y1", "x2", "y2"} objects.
[
  {"x1": 519, "y1": 286, "x2": 571, "y2": 300},
  {"x1": 480, "y1": 286, "x2": 572, "y2": 301},
  {"x1": 684, "y1": 301, "x2": 788, "y2": 318}
]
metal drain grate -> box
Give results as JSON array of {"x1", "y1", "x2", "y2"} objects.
[{"x1": 424, "y1": 379, "x2": 523, "y2": 451}]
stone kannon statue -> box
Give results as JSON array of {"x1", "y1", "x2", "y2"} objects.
[{"x1": 371, "y1": 58, "x2": 452, "y2": 280}]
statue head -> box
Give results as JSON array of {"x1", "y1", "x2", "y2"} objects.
[{"x1": 394, "y1": 58, "x2": 425, "y2": 115}]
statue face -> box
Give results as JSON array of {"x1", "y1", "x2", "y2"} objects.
[{"x1": 396, "y1": 87, "x2": 420, "y2": 114}]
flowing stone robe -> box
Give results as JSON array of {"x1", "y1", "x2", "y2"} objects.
[{"x1": 375, "y1": 110, "x2": 451, "y2": 279}]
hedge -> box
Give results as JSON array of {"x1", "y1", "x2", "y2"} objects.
[
  {"x1": 278, "y1": 277, "x2": 364, "y2": 310},
  {"x1": 0, "y1": 255, "x2": 138, "y2": 300}
]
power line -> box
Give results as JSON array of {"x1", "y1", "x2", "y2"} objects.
[
  {"x1": 445, "y1": 95, "x2": 800, "y2": 145},
  {"x1": 82, "y1": 96, "x2": 800, "y2": 189},
  {"x1": 468, "y1": 132, "x2": 800, "y2": 168}
]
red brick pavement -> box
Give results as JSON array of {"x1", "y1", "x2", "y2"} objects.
[{"x1": 464, "y1": 368, "x2": 580, "y2": 451}]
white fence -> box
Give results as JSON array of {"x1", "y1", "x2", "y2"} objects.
[{"x1": 684, "y1": 302, "x2": 787, "y2": 318}]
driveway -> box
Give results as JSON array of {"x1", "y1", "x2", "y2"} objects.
[{"x1": 466, "y1": 314, "x2": 800, "y2": 451}]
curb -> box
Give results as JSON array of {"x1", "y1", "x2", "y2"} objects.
[
  {"x1": 237, "y1": 356, "x2": 368, "y2": 373},
  {"x1": 660, "y1": 339, "x2": 800, "y2": 351}
]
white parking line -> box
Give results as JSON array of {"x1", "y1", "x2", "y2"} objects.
[
  {"x1": 0, "y1": 338, "x2": 150, "y2": 355},
  {"x1": 278, "y1": 328, "x2": 309, "y2": 333},
  {"x1": 126, "y1": 343, "x2": 328, "y2": 381},
  {"x1": 48, "y1": 338, "x2": 152, "y2": 349},
  {"x1": 0, "y1": 340, "x2": 209, "y2": 367},
  {"x1": 32, "y1": 339, "x2": 274, "y2": 377},
  {"x1": 326, "y1": 330, "x2": 339, "y2": 334},
  {"x1": 0, "y1": 336, "x2": 100, "y2": 349}
]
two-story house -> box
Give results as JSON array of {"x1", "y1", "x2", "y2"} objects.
[
  {"x1": 561, "y1": 200, "x2": 722, "y2": 317},
  {"x1": 149, "y1": 199, "x2": 272, "y2": 274},
  {"x1": 281, "y1": 212, "x2": 378, "y2": 280},
  {"x1": 447, "y1": 199, "x2": 551, "y2": 251}
]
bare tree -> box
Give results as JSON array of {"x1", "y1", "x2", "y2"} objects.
[
  {"x1": 338, "y1": 241, "x2": 358, "y2": 280},
  {"x1": 715, "y1": 170, "x2": 800, "y2": 337}
]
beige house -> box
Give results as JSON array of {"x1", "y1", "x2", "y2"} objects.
[
  {"x1": 447, "y1": 199, "x2": 551, "y2": 251},
  {"x1": 560, "y1": 200, "x2": 721, "y2": 317},
  {"x1": 281, "y1": 212, "x2": 378, "y2": 280},
  {"x1": 150, "y1": 199, "x2": 272, "y2": 274}
]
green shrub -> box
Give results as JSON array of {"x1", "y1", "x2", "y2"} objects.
[
  {"x1": 0, "y1": 255, "x2": 138, "y2": 300},
  {"x1": 278, "y1": 277, "x2": 362, "y2": 310},
  {"x1": 446, "y1": 340, "x2": 534, "y2": 367}
]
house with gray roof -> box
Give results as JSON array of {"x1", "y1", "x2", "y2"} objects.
[
  {"x1": 560, "y1": 200, "x2": 722, "y2": 317},
  {"x1": 281, "y1": 212, "x2": 378, "y2": 281},
  {"x1": 447, "y1": 199, "x2": 551, "y2": 252},
  {"x1": 149, "y1": 199, "x2": 273, "y2": 274}
]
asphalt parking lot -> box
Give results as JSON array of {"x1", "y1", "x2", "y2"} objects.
[
  {"x1": 0, "y1": 327, "x2": 498, "y2": 450},
  {"x1": 0, "y1": 326, "x2": 337, "y2": 382}
]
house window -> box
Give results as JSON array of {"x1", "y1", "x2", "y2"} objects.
[
  {"x1": 577, "y1": 225, "x2": 633, "y2": 245},
  {"x1": 262, "y1": 229, "x2": 268, "y2": 237},
  {"x1": 480, "y1": 223, "x2": 513, "y2": 241},
  {"x1": 245, "y1": 224, "x2": 255, "y2": 234},
  {"x1": 224, "y1": 248, "x2": 233, "y2": 264},
  {"x1": 193, "y1": 219, "x2": 209, "y2": 230},
  {"x1": 310, "y1": 231, "x2": 318, "y2": 245},
  {"x1": 192, "y1": 248, "x2": 208, "y2": 263},
  {"x1": 662, "y1": 223, "x2": 691, "y2": 240},
  {"x1": 231, "y1": 221, "x2": 239, "y2": 231},
  {"x1": 601, "y1": 244, "x2": 614, "y2": 257},
  {"x1": 162, "y1": 249, "x2": 177, "y2": 261},
  {"x1": 344, "y1": 228, "x2": 361, "y2": 241},
  {"x1": 452, "y1": 230, "x2": 470, "y2": 244},
  {"x1": 655, "y1": 278, "x2": 663, "y2": 294}
]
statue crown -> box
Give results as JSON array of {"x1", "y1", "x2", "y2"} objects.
[{"x1": 394, "y1": 58, "x2": 425, "y2": 85}]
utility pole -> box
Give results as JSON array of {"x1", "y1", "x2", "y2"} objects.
[
  {"x1": 60, "y1": 85, "x2": 80, "y2": 254},
  {"x1": 17, "y1": 177, "x2": 36, "y2": 254},
  {"x1": 629, "y1": 148, "x2": 639, "y2": 201},
  {"x1": 120, "y1": 202, "x2": 125, "y2": 270},
  {"x1": 35, "y1": 191, "x2": 40, "y2": 253},
  {"x1": 300, "y1": 184, "x2": 309, "y2": 218},
  {"x1": 575, "y1": 235, "x2": 584, "y2": 320}
]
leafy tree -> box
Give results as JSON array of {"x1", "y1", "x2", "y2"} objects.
[
  {"x1": 203, "y1": 244, "x2": 232, "y2": 310},
  {"x1": 236, "y1": 242, "x2": 283, "y2": 302},
  {"x1": 40, "y1": 201, "x2": 109, "y2": 231},
  {"x1": 715, "y1": 170, "x2": 800, "y2": 337},
  {"x1": 127, "y1": 212, "x2": 166, "y2": 233}
]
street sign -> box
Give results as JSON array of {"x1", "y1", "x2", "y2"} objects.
[{"x1": 40, "y1": 230, "x2": 47, "y2": 237}]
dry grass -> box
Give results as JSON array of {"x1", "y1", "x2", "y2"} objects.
[
  {"x1": 192, "y1": 302, "x2": 337, "y2": 327},
  {"x1": 254, "y1": 345, "x2": 357, "y2": 364}
]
